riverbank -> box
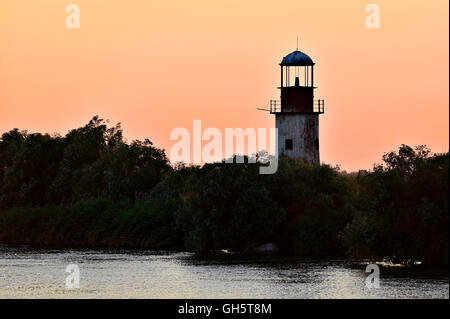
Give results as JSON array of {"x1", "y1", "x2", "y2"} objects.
[
  {"x1": 0, "y1": 200, "x2": 182, "y2": 250},
  {"x1": 0, "y1": 195, "x2": 448, "y2": 268},
  {"x1": 0, "y1": 119, "x2": 448, "y2": 267}
]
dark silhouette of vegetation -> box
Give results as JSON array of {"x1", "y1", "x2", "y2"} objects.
[
  {"x1": 0, "y1": 116, "x2": 170, "y2": 206},
  {"x1": 0, "y1": 117, "x2": 448, "y2": 266},
  {"x1": 0, "y1": 200, "x2": 180, "y2": 249},
  {"x1": 341, "y1": 145, "x2": 449, "y2": 266}
]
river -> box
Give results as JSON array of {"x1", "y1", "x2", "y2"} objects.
[{"x1": 0, "y1": 246, "x2": 448, "y2": 299}]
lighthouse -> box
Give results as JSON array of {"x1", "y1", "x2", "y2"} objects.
[{"x1": 270, "y1": 49, "x2": 324, "y2": 166}]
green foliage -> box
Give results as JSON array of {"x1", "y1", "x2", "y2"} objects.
[
  {"x1": 0, "y1": 119, "x2": 448, "y2": 266},
  {"x1": 172, "y1": 161, "x2": 285, "y2": 252},
  {"x1": 0, "y1": 199, "x2": 180, "y2": 249},
  {"x1": 146, "y1": 156, "x2": 354, "y2": 255},
  {"x1": 342, "y1": 145, "x2": 449, "y2": 266},
  {"x1": 0, "y1": 116, "x2": 171, "y2": 207},
  {"x1": 268, "y1": 157, "x2": 356, "y2": 255}
]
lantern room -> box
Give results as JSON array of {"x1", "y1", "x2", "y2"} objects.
[
  {"x1": 271, "y1": 50, "x2": 324, "y2": 114},
  {"x1": 280, "y1": 50, "x2": 315, "y2": 88}
]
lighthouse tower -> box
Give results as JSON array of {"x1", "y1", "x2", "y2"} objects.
[{"x1": 270, "y1": 49, "x2": 324, "y2": 166}]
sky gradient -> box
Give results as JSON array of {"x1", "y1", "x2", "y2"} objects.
[{"x1": 0, "y1": 0, "x2": 448, "y2": 171}]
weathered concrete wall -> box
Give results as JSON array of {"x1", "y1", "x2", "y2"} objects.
[{"x1": 276, "y1": 113, "x2": 319, "y2": 166}]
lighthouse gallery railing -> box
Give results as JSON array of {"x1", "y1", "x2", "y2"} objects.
[{"x1": 269, "y1": 99, "x2": 325, "y2": 114}]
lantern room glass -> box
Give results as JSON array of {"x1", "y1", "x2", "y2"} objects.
[{"x1": 281, "y1": 65, "x2": 314, "y2": 88}]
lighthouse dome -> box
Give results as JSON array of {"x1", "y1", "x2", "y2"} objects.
[{"x1": 280, "y1": 50, "x2": 314, "y2": 66}]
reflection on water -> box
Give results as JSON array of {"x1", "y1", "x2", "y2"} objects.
[{"x1": 0, "y1": 246, "x2": 448, "y2": 299}]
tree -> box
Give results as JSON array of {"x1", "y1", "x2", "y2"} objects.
[{"x1": 343, "y1": 145, "x2": 449, "y2": 266}]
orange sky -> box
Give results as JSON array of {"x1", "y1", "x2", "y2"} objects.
[{"x1": 0, "y1": 0, "x2": 448, "y2": 171}]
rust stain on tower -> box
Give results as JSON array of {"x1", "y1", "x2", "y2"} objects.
[{"x1": 269, "y1": 48, "x2": 324, "y2": 166}]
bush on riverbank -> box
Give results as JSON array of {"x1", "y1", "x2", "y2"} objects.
[
  {"x1": 0, "y1": 199, "x2": 181, "y2": 248},
  {"x1": 0, "y1": 118, "x2": 448, "y2": 266},
  {"x1": 341, "y1": 145, "x2": 449, "y2": 267},
  {"x1": 0, "y1": 116, "x2": 171, "y2": 207}
]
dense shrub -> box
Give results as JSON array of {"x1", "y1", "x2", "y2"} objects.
[
  {"x1": 0, "y1": 199, "x2": 180, "y2": 249},
  {"x1": 0, "y1": 116, "x2": 170, "y2": 207},
  {"x1": 0, "y1": 119, "x2": 448, "y2": 266},
  {"x1": 342, "y1": 145, "x2": 449, "y2": 266}
]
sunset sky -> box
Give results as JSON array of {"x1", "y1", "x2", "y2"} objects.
[{"x1": 0, "y1": 0, "x2": 448, "y2": 171}]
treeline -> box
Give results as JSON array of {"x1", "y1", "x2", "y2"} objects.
[
  {"x1": 0, "y1": 116, "x2": 170, "y2": 206},
  {"x1": 0, "y1": 117, "x2": 448, "y2": 266}
]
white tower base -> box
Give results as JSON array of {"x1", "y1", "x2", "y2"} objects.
[{"x1": 276, "y1": 113, "x2": 319, "y2": 166}]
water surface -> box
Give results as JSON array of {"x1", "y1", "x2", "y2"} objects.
[{"x1": 0, "y1": 246, "x2": 448, "y2": 298}]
